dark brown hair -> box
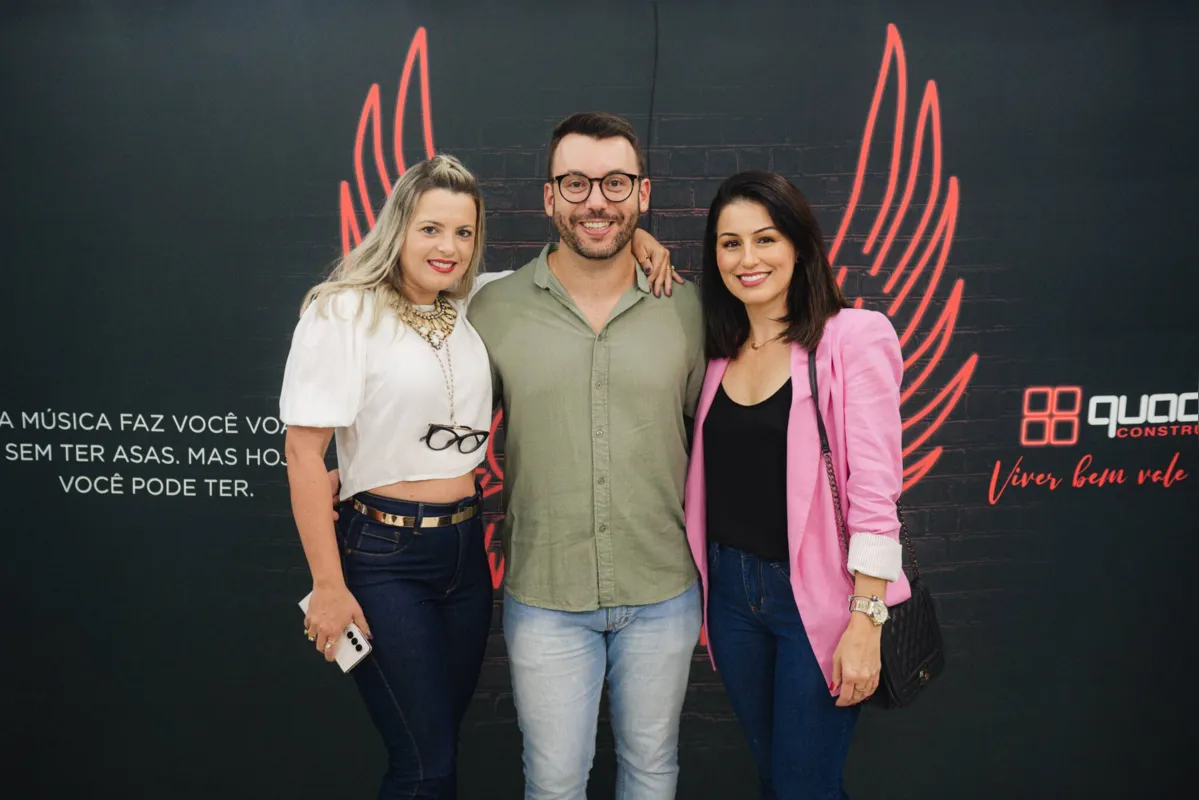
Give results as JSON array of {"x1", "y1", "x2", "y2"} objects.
[
  {"x1": 701, "y1": 171, "x2": 849, "y2": 359},
  {"x1": 547, "y1": 112, "x2": 647, "y2": 181}
]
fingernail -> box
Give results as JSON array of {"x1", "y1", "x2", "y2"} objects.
[{"x1": 829, "y1": 682, "x2": 835, "y2": 690}]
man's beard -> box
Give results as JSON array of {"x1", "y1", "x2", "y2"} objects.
[{"x1": 553, "y1": 205, "x2": 639, "y2": 260}]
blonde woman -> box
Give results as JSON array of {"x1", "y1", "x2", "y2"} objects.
[{"x1": 279, "y1": 154, "x2": 674, "y2": 798}]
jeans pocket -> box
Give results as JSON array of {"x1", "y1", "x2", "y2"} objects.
[
  {"x1": 768, "y1": 557, "x2": 792, "y2": 579},
  {"x1": 345, "y1": 516, "x2": 417, "y2": 558}
]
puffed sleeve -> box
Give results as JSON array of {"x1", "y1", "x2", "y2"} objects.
[
  {"x1": 842, "y1": 311, "x2": 905, "y2": 581},
  {"x1": 278, "y1": 291, "x2": 367, "y2": 428}
]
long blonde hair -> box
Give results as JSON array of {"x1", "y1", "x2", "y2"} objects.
[{"x1": 302, "y1": 153, "x2": 486, "y2": 330}]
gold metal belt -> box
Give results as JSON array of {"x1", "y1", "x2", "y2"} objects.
[{"x1": 351, "y1": 497, "x2": 479, "y2": 529}]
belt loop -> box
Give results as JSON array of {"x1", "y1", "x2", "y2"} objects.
[{"x1": 413, "y1": 502, "x2": 425, "y2": 529}]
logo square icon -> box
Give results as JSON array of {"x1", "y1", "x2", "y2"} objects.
[{"x1": 1021, "y1": 386, "x2": 1082, "y2": 446}]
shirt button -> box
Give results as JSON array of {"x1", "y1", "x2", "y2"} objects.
[
  {"x1": 597, "y1": 477, "x2": 606, "y2": 485},
  {"x1": 596, "y1": 429, "x2": 604, "y2": 437},
  {"x1": 595, "y1": 381, "x2": 603, "y2": 389},
  {"x1": 598, "y1": 524, "x2": 607, "y2": 532}
]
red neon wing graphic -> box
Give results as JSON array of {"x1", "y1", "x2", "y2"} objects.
[
  {"x1": 339, "y1": 27, "x2": 436, "y2": 259},
  {"x1": 830, "y1": 24, "x2": 978, "y2": 491},
  {"x1": 393, "y1": 26, "x2": 436, "y2": 177},
  {"x1": 338, "y1": 83, "x2": 386, "y2": 252}
]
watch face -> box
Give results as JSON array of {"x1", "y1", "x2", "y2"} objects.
[{"x1": 873, "y1": 604, "x2": 889, "y2": 624}]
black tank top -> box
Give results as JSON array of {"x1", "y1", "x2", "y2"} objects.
[{"x1": 702, "y1": 378, "x2": 791, "y2": 562}]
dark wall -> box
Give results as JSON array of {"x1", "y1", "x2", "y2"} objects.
[{"x1": 2, "y1": 1, "x2": 1196, "y2": 797}]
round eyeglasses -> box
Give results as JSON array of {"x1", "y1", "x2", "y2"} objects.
[{"x1": 553, "y1": 172, "x2": 641, "y2": 204}]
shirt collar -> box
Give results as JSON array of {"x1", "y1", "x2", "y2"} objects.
[{"x1": 533, "y1": 242, "x2": 651, "y2": 294}]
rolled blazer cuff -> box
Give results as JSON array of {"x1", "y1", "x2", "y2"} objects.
[{"x1": 847, "y1": 532, "x2": 903, "y2": 582}]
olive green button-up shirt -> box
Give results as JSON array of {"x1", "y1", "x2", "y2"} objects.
[{"x1": 467, "y1": 244, "x2": 706, "y2": 611}]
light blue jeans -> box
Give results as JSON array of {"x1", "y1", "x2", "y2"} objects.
[{"x1": 503, "y1": 581, "x2": 703, "y2": 800}]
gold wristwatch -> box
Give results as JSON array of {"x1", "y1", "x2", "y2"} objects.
[{"x1": 849, "y1": 594, "x2": 889, "y2": 626}]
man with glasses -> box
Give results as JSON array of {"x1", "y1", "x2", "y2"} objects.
[{"x1": 467, "y1": 112, "x2": 706, "y2": 799}]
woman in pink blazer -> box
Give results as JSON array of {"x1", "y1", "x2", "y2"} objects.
[{"x1": 685, "y1": 171, "x2": 911, "y2": 799}]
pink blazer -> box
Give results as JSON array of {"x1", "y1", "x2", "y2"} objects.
[{"x1": 684, "y1": 309, "x2": 912, "y2": 695}]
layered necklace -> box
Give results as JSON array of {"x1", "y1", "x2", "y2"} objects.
[
  {"x1": 399, "y1": 294, "x2": 458, "y2": 350},
  {"x1": 399, "y1": 294, "x2": 462, "y2": 423}
]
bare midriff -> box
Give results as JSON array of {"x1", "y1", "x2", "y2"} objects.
[{"x1": 364, "y1": 470, "x2": 477, "y2": 504}]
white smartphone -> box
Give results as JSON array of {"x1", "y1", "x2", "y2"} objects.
[{"x1": 298, "y1": 591, "x2": 372, "y2": 673}]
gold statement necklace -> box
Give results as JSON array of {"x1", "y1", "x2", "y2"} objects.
[
  {"x1": 399, "y1": 294, "x2": 458, "y2": 350},
  {"x1": 399, "y1": 294, "x2": 462, "y2": 424}
]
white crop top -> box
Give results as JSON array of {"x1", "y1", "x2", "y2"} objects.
[{"x1": 279, "y1": 273, "x2": 509, "y2": 500}]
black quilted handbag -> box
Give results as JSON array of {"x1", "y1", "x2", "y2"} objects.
[{"x1": 807, "y1": 353, "x2": 945, "y2": 709}]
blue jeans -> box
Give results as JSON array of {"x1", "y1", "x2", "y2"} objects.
[
  {"x1": 706, "y1": 541, "x2": 859, "y2": 800},
  {"x1": 503, "y1": 581, "x2": 703, "y2": 800},
  {"x1": 335, "y1": 490, "x2": 493, "y2": 800}
]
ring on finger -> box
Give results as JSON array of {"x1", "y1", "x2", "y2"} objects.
[{"x1": 324, "y1": 640, "x2": 334, "y2": 650}]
